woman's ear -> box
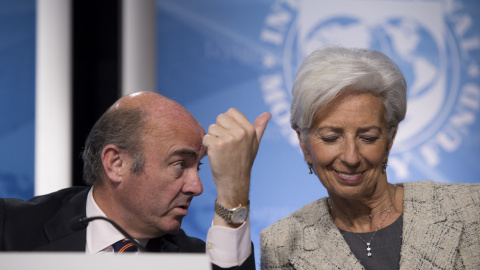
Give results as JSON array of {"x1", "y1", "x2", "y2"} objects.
[
  {"x1": 297, "y1": 129, "x2": 312, "y2": 164},
  {"x1": 101, "y1": 144, "x2": 127, "y2": 184}
]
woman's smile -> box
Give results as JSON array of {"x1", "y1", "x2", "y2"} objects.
[{"x1": 334, "y1": 170, "x2": 366, "y2": 184}]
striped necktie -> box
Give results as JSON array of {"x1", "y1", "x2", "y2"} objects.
[{"x1": 112, "y1": 240, "x2": 138, "y2": 253}]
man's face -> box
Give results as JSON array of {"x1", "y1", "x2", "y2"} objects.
[{"x1": 117, "y1": 114, "x2": 206, "y2": 238}]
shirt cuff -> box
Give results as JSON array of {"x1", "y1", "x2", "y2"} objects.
[{"x1": 206, "y1": 217, "x2": 252, "y2": 268}]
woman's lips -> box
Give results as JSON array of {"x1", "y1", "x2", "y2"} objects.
[{"x1": 334, "y1": 170, "x2": 365, "y2": 183}]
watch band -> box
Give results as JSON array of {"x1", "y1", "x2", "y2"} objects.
[{"x1": 214, "y1": 199, "x2": 249, "y2": 224}]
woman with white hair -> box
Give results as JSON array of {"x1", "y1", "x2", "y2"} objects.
[{"x1": 260, "y1": 46, "x2": 480, "y2": 269}]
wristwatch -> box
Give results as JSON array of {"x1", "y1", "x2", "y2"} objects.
[{"x1": 214, "y1": 199, "x2": 249, "y2": 224}]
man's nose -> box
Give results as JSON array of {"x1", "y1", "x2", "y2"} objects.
[{"x1": 182, "y1": 170, "x2": 203, "y2": 196}]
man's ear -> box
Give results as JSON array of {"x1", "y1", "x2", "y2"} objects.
[
  {"x1": 296, "y1": 129, "x2": 312, "y2": 164},
  {"x1": 102, "y1": 144, "x2": 127, "y2": 184}
]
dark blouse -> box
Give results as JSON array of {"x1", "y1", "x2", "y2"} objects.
[{"x1": 340, "y1": 214, "x2": 403, "y2": 270}]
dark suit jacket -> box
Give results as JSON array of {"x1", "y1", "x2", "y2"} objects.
[{"x1": 0, "y1": 186, "x2": 255, "y2": 270}]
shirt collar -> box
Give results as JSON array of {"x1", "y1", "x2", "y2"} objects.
[{"x1": 85, "y1": 187, "x2": 148, "y2": 253}]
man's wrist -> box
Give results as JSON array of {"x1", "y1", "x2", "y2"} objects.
[{"x1": 214, "y1": 199, "x2": 249, "y2": 225}]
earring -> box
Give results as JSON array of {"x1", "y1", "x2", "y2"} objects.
[
  {"x1": 382, "y1": 159, "x2": 388, "y2": 174},
  {"x1": 308, "y1": 163, "x2": 313, "y2": 174}
]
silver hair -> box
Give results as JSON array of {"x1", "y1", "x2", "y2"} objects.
[{"x1": 291, "y1": 46, "x2": 407, "y2": 141}]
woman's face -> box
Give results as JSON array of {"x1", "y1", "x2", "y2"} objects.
[{"x1": 298, "y1": 93, "x2": 394, "y2": 200}]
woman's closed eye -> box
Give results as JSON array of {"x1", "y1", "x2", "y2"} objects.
[
  {"x1": 360, "y1": 136, "x2": 379, "y2": 143},
  {"x1": 321, "y1": 136, "x2": 339, "y2": 143}
]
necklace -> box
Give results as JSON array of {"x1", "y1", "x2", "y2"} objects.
[
  {"x1": 339, "y1": 208, "x2": 391, "y2": 257},
  {"x1": 328, "y1": 185, "x2": 397, "y2": 257},
  {"x1": 367, "y1": 204, "x2": 392, "y2": 218},
  {"x1": 330, "y1": 204, "x2": 391, "y2": 257},
  {"x1": 330, "y1": 203, "x2": 393, "y2": 220},
  {"x1": 328, "y1": 185, "x2": 397, "y2": 220}
]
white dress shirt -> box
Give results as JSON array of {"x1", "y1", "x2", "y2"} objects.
[{"x1": 84, "y1": 188, "x2": 251, "y2": 267}]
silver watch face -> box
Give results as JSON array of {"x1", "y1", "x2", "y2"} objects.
[{"x1": 232, "y1": 207, "x2": 248, "y2": 224}]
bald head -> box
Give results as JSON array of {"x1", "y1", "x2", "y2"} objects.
[
  {"x1": 113, "y1": 91, "x2": 178, "y2": 111},
  {"x1": 113, "y1": 91, "x2": 199, "y2": 125},
  {"x1": 82, "y1": 91, "x2": 202, "y2": 185}
]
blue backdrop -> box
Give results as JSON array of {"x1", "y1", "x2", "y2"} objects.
[
  {"x1": 0, "y1": 0, "x2": 35, "y2": 200},
  {"x1": 156, "y1": 0, "x2": 480, "y2": 266},
  {"x1": 1, "y1": 0, "x2": 479, "y2": 267}
]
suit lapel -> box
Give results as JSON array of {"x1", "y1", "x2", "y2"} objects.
[
  {"x1": 288, "y1": 199, "x2": 365, "y2": 270},
  {"x1": 279, "y1": 182, "x2": 463, "y2": 269},
  {"x1": 145, "y1": 237, "x2": 179, "y2": 252},
  {"x1": 399, "y1": 181, "x2": 462, "y2": 270},
  {"x1": 39, "y1": 188, "x2": 90, "y2": 251}
]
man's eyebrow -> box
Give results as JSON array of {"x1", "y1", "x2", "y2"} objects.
[{"x1": 169, "y1": 149, "x2": 199, "y2": 158}]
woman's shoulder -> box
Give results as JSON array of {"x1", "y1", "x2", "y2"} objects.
[
  {"x1": 261, "y1": 197, "x2": 329, "y2": 236},
  {"x1": 260, "y1": 197, "x2": 331, "y2": 267},
  {"x1": 404, "y1": 180, "x2": 480, "y2": 197},
  {"x1": 404, "y1": 180, "x2": 480, "y2": 214}
]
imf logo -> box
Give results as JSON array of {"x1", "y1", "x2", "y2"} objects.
[{"x1": 259, "y1": 0, "x2": 480, "y2": 181}]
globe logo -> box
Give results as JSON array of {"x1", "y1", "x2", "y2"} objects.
[{"x1": 259, "y1": 0, "x2": 479, "y2": 180}]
